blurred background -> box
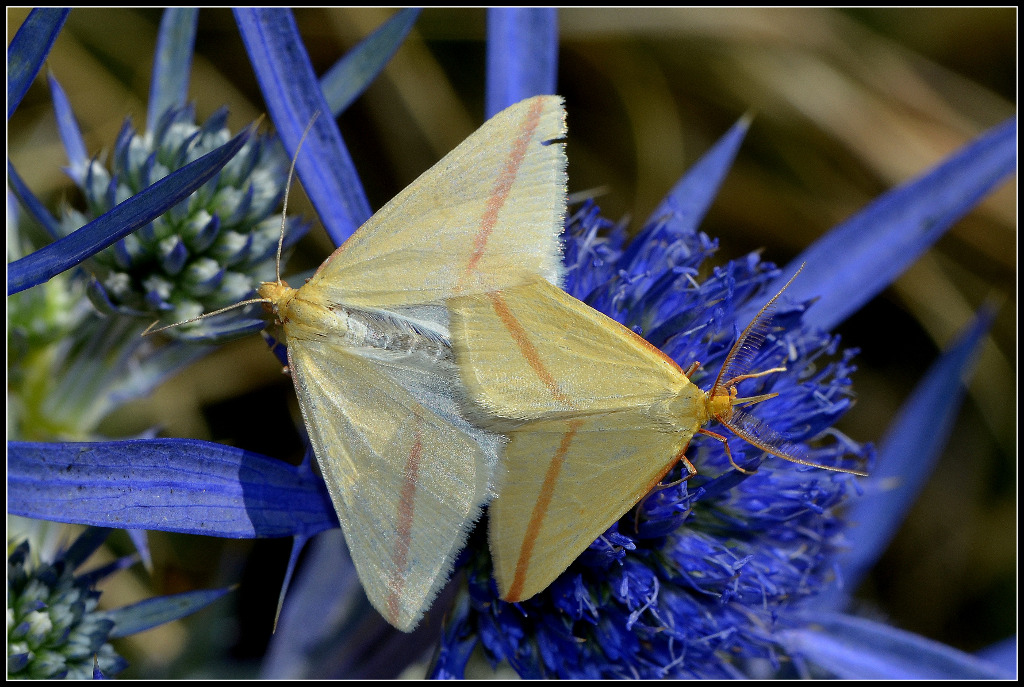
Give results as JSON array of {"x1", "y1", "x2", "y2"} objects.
[{"x1": 8, "y1": 7, "x2": 1016, "y2": 677}]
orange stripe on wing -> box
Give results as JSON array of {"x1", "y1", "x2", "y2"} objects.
[
  {"x1": 385, "y1": 416, "x2": 424, "y2": 625},
  {"x1": 459, "y1": 97, "x2": 546, "y2": 290},
  {"x1": 506, "y1": 418, "x2": 583, "y2": 602},
  {"x1": 485, "y1": 290, "x2": 582, "y2": 601},
  {"x1": 486, "y1": 291, "x2": 574, "y2": 408}
]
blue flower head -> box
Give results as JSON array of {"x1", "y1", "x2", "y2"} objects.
[
  {"x1": 7, "y1": 536, "x2": 127, "y2": 679},
  {"x1": 435, "y1": 196, "x2": 872, "y2": 679},
  {"x1": 73, "y1": 104, "x2": 306, "y2": 342},
  {"x1": 6, "y1": 525, "x2": 232, "y2": 679},
  {"x1": 8, "y1": 9, "x2": 309, "y2": 440}
]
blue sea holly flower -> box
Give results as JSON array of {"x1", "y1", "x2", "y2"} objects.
[
  {"x1": 434, "y1": 198, "x2": 872, "y2": 679},
  {"x1": 61, "y1": 102, "x2": 305, "y2": 343},
  {"x1": 425, "y1": 108, "x2": 1012, "y2": 680},
  {"x1": 6, "y1": 526, "x2": 231, "y2": 679},
  {"x1": 7, "y1": 8, "x2": 306, "y2": 441},
  {"x1": 422, "y1": 99, "x2": 1014, "y2": 678},
  {"x1": 7, "y1": 538, "x2": 127, "y2": 679}
]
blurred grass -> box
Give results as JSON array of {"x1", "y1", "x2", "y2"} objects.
[{"x1": 7, "y1": 7, "x2": 1016, "y2": 675}]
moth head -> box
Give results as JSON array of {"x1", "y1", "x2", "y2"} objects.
[{"x1": 698, "y1": 263, "x2": 867, "y2": 477}]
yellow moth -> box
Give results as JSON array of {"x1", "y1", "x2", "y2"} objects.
[
  {"x1": 161, "y1": 96, "x2": 567, "y2": 631},
  {"x1": 449, "y1": 267, "x2": 867, "y2": 604}
]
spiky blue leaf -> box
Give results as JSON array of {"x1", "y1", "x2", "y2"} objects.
[
  {"x1": 622, "y1": 114, "x2": 751, "y2": 280},
  {"x1": 755, "y1": 118, "x2": 1016, "y2": 330},
  {"x1": 320, "y1": 8, "x2": 420, "y2": 117},
  {"x1": 235, "y1": 8, "x2": 371, "y2": 247},
  {"x1": 105, "y1": 586, "x2": 234, "y2": 639},
  {"x1": 778, "y1": 612, "x2": 1011, "y2": 679},
  {"x1": 8, "y1": 8, "x2": 70, "y2": 118},
  {"x1": 828, "y1": 305, "x2": 997, "y2": 598},
  {"x1": 7, "y1": 161, "x2": 63, "y2": 240},
  {"x1": 147, "y1": 8, "x2": 199, "y2": 128},
  {"x1": 47, "y1": 71, "x2": 88, "y2": 185},
  {"x1": 486, "y1": 8, "x2": 558, "y2": 117},
  {"x1": 7, "y1": 439, "x2": 335, "y2": 538}
]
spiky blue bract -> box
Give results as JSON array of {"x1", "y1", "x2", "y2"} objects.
[
  {"x1": 235, "y1": 8, "x2": 371, "y2": 247},
  {"x1": 486, "y1": 8, "x2": 558, "y2": 117},
  {"x1": 8, "y1": 439, "x2": 335, "y2": 539},
  {"x1": 7, "y1": 7, "x2": 69, "y2": 118}
]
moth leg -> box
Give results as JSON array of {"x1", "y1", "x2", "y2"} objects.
[
  {"x1": 698, "y1": 427, "x2": 757, "y2": 475},
  {"x1": 682, "y1": 361, "x2": 701, "y2": 378},
  {"x1": 633, "y1": 449, "x2": 697, "y2": 530}
]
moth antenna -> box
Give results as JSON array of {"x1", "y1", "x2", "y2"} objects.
[
  {"x1": 717, "y1": 406, "x2": 868, "y2": 476},
  {"x1": 711, "y1": 263, "x2": 805, "y2": 397},
  {"x1": 276, "y1": 111, "x2": 322, "y2": 284},
  {"x1": 702, "y1": 265, "x2": 865, "y2": 477},
  {"x1": 141, "y1": 297, "x2": 272, "y2": 337}
]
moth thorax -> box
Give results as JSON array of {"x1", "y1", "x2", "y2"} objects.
[{"x1": 708, "y1": 387, "x2": 736, "y2": 421}]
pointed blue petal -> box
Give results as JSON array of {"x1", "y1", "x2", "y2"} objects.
[
  {"x1": 105, "y1": 586, "x2": 234, "y2": 639},
  {"x1": 7, "y1": 161, "x2": 63, "y2": 240},
  {"x1": 47, "y1": 71, "x2": 88, "y2": 185},
  {"x1": 320, "y1": 8, "x2": 420, "y2": 118},
  {"x1": 7, "y1": 124, "x2": 254, "y2": 295},
  {"x1": 273, "y1": 534, "x2": 310, "y2": 633},
  {"x1": 7, "y1": 438, "x2": 335, "y2": 539},
  {"x1": 755, "y1": 118, "x2": 1016, "y2": 331},
  {"x1": 261, "y1": 529, "x2": 364, "y2": 678},
  {"x1": 147, "y1": 8, "x2": 198, "y2": 128},
  {"x1": 60, "y1": 526, "x2": 113, "y2": 569},
  {"x1": 486, "y1": 8, "x2": 558, "y2": 117},
  {"x1": 975, "y1": 637, "x2": 1018, "y2": 677},
  {"x1": 623, "y1": 114, "x2": 751, "y2": 270},
  {"x1": 830, "y1": 305, "x2": 996, "y2": 600},
  {"x1": 262, "y1": 524, "x2": 439, "y2": 679},
  {"x1": 76, "y1": 552, "x2": 141, "y2": 588},
  {"x1": 235, "y1": 8, "x2": 372, "y2": 247},
  {"x1": 7, "y1": 8, "x2": 70, "y2": 118},
  {"x1": 778, "y1": 612, "x2": 1011, "y2": 679},
  {"x1": 127, "y1": 529, "x2": 154, "y2": 572}
]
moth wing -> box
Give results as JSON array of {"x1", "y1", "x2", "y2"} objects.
[
  {"x1": 450, "y1": 278, "x2": 690, "y2": 423},
  {"x1": 488, "y1": 413, "x2": 693, "y2": 602},
  {"x1": 286, "y1": 336, "x2": 500, "y2": 631},
  {"x1": 307, "y1": 95, "x2": 567, "y2": 308}
]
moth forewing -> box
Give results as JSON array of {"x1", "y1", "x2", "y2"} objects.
[
  {"x1": 300, "y1": 95, "x2": 568, "y2": 311},
  {"x1": 451, "y1": 269, "x2": 866, "y2": 604}
]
